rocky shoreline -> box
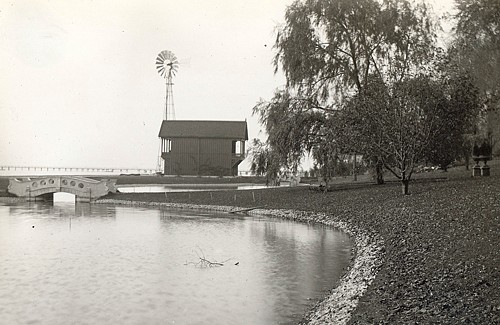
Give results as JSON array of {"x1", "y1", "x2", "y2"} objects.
[{"x1": 96, "y1": 198, "x2": 384, "y2": 324}]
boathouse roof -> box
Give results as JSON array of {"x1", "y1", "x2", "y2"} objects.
[{"x1": 158, "y1": 120, "x2": 248, "y2": 140}]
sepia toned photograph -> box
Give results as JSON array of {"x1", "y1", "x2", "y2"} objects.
[{"x1": 1, "y1": 0, "x2": 498, "y2": 324}]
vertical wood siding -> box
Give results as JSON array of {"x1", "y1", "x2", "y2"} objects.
[{"x1": 164, "y1": 138, "x2": 238, "y2": 176}]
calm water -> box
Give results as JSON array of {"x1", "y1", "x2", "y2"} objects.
[
  {"x1": 116, "y1": 184, "x2": 283, "y2": 193},
  {"x1": 0, "y1": 201, "x2": 352, "y2": 324}
]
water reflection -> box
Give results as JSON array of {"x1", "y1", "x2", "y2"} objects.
[
  {"x1": 250, "y1": 221, "x2": 351, "y2": 319},
  {"x1": 7, "y1": 202, "x2": 116, "y2": 219},
  {"x1": 117, "y1": 184, "x2": 283, "y2": 193},
  {"x1": 0, "y1": 203, "x2": 351, "y2": 324}
]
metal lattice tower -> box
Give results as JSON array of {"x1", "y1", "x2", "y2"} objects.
[
  {"x1": 164, "y1": 72, "x2": 175, "y2": 120},
  {"x1": 155, "y1": 50, "x2": 179, "y2": 173}
]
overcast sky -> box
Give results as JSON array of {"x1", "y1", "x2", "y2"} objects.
[{"x1": 0, "y1": 0, "x2": 454, "y2": 171}]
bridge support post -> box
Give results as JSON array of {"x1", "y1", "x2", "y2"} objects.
[{"x1": 76, "y1": 187, "x2": 91, "y2": 203}]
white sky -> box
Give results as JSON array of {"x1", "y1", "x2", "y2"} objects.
[{"x1": 0, "y1": 0, "x2": 455, "y2": 171}]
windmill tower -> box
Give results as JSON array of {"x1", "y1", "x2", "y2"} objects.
[
  {"x1": 156, "y1": 50, "x2": 179, "y2": 120},
  {"x1": 155, "y1": 50, "x2": 179, "y2": 173}
]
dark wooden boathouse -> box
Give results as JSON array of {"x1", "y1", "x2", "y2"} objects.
[{"x1": 158, "y1": 120, "x2": 248, "y2": 176}]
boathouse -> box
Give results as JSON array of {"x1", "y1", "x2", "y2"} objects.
[{"x1": 158, "y1": 120, "x2": 248, "y2": 176}]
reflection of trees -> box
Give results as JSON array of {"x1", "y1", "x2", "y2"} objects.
[
  {"x1": 262, "y1": 221, "x2": 303, "y2": 317},
  {"x1": 157, "y1": 209, "x2": 246, "y2": 266},
  {"x1": 250, "y1": 219, "x2": 352, "y2": 319},
  {"x1": 158, "y1": 209, "x2": 246, "y2": 231}
]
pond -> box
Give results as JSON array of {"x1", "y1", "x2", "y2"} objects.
[
  {"x1": 116, "y1": 184, "x2": 284, "y2": 193},
  {"x1": 0, "y1": 201, "x2": 352, "y2": 324}
]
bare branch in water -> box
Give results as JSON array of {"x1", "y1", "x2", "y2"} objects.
[{"x1": 183, "y1": 247, "x2": 234, "y2": 268}]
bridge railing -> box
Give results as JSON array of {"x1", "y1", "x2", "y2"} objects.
[{"x1": 0, "y1": 166, "x2": 157, "y2": 176}]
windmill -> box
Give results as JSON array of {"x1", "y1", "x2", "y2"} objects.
[
  {"x1": 156, "y1": 50, "x2": 179, "y2": 173},
  {"x1": 156, "y1": 50, "x2": 179, "y2": 120}
]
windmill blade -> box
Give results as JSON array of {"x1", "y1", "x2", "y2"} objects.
[
  {"x1": 156, "y1": 50, "x2": 180, "y2": 79},
  {"x1": 158, "y1": 51, "x2": 167, "y2": 60}
]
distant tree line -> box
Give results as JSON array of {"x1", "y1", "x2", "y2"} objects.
[{"x1": 250, "y1": 0, "x2": 498, "y2": 194}]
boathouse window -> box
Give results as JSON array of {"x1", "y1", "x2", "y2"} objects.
[
  {"x1": 232, "y1": 140, "x2": 243, "y2": 155},
  {"x1": 162, "y1": 139, "x2": 172, "y2": 153}
]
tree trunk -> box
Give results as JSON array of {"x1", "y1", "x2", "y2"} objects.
[
  {"x1": 402, "y1": 179, "x2": 410, "y2": 195},
  {"x1": 353, "y1": 154, "x2": 357, "y2": 181},
  {"x1": 375, "y1": 160, "x2": 384, "y2": 185}
]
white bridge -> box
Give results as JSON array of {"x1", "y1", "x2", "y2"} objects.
[{"x1": 8, "y1": 176, "x2": 117, "y2": 203}]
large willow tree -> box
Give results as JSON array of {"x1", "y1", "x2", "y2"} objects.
[
  {"x1": 452, "y1": 0, "x2": 500, "y2": 108},
  {"x1": 450, "y1": 0, "x2": 500, "y2": 153},
  {"x1": 253, "y1": 0, "x2": 438, "y2": 182}
]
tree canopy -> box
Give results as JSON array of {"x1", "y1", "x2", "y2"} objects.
[
  {"x1": 451, "y1": 0, "x2": 500, "y2": 107},
  {"x1": 342, "y1": 72, "x2": 480, "y2": 193},
  {"x1": 274, "y1": 0, "x2": 437, "y2": 102},
  {"x1": 251, "y1": 0, "x2": 484, "y2": 195},
  {"x1": 253, "y1": 0, "x2": 438, "y2": 183}
]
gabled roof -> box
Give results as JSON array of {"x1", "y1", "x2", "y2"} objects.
[{"x1": 159, "y1": 120, "x2": 248, "y2": 140}]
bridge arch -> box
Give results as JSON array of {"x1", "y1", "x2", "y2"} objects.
[{"x1": 8, "y1": 176, "x2": 117, "y2": 202}]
